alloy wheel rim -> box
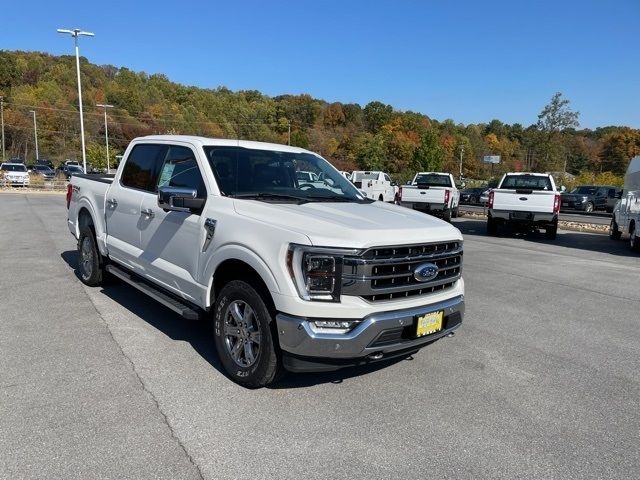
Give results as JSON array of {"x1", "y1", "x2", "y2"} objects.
[
  {"x1": 80, "y1": 237, "x2": 93, "y2": 279},
  {"x1": 223, "y1": 300, "x2": 261, "y2": 368}
]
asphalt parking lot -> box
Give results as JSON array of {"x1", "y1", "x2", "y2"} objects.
[{"x1": 2, "y1": 193, "x2": 639, "y2": 479}]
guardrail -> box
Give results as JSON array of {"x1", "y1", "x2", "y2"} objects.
[{"x1": 0, "y1": 179, "x2": 69, "y2": 191}]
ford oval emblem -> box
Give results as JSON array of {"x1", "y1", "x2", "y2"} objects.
[{"x1": 414, "y1": 263, "x2": 439, "y2": 282}]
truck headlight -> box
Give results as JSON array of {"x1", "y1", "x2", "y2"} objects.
[{"x1": 287, "y1": 244, "x2": 360, "y2": 302}]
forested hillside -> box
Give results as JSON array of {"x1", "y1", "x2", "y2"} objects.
[{"x1": 1, "y1": 50, "x2": 638, "y2": 183}]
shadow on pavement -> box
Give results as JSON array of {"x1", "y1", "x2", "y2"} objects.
[
  {"x1": 60, "y1": 249, "x2": 415, "y2": 389},
  {"x1": 453, "y1": 217, "x2": 636, "y2": 257}
]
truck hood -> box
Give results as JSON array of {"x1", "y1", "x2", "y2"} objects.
[{"x1": 233, "y1": 200, "x2": 462, "y2": 248}]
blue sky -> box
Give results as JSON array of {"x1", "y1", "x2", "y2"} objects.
[{"x1": 1, "y1": 0, "x2": 639, "y2": 128}]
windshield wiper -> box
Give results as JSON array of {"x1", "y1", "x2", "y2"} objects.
[{"x1": 230, "y1": 193, "x2": 310, "y2": 203}]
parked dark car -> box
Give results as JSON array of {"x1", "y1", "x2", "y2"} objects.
[
  {"x1": 560, "y1": 185, "x2": 621, "y2": 213},
  {"x1": 35, "y1": 159, "x2": 55, "y2": 169},
  {"x1": 460, "y1": 187, "x2": 487, "y2": 204},
  {"x1": 30, "y1": 164, "x2": 56, "y2": 180},
  {"x1": 57, "y1": 164, "x2": 85, "y2": 179}
]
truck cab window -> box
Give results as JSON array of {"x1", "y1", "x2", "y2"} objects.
[
  {"x1": 157, "y1": 146, "x2": 206, "y2": 198},
  {"x1": 121, "y1": 144, "x2": 167, "y2": 191}
]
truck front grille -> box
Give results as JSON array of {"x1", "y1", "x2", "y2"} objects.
[{"x1": 342, "y1": 241, "x2": 462, "y2": 302}]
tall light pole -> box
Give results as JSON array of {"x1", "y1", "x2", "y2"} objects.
[
  {"x1": 29, "y1": 110, "x2": 39, "y2": 161},
  {"x1": 0, "y1": 96, "x2": 5, "y2": 162},
  {"x1": 458, "y1": 144, "x2": 464, "y2": 182},
  {"x1": 96, "y1": 103, "x2": 113, "y2": 173},
  {"x1": 57, "y1": 28, "x2": 94, "y2": 173}
]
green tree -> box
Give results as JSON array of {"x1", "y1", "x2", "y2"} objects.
[
  {"x1": 355, "y1": 133, "x2": 386, "y2": 170},
  {"x1": 363, "y1": 101, "x2": 393, "y2": 133},
  {"x1": 536, "y1": 92, "x2": 580, "y2": 170},
  {"x1": 412, "y1": 130, "x2": 443, "y2": 172}
]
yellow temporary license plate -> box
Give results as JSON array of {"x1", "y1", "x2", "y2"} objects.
[{"x1": 415, "y1": 311, "x2": 443, "y2": 337}]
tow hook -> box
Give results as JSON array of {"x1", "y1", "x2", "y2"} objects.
[
  {"x1": 368, "y1": 352, "x2": 384, "y2": 360},
  {"x1": 446, "y1": 331, "x2": 455, "y2": 338}
]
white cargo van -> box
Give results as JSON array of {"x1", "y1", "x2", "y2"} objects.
[{"x1": 610, "y1": 156, "x2": 640, "y2": 251}]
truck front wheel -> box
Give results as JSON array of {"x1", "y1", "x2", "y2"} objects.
[
  {"x1": 213, "y1": 280, "x2": 281, "y2": 388},
  {"x1": 77, "y1": 225, "x2": 104, "y2": 286}
]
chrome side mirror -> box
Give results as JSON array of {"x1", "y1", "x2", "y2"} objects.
[{"x1": 157, "y1": 186, "x2": 204, "y2": 212}]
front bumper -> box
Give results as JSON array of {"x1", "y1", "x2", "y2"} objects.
[
  {"x1": 276, "y1": 294, "x2": 464, "y2": 371},
  {"x1": 4, "y1": 177, "x2": 30, "y2": 185}
]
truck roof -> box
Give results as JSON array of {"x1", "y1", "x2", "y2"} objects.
[{"x1": 138, "y1": 135, "x2": 313, "y2": 155}]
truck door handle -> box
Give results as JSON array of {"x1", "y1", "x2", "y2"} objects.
[
  {"x1": 141, "y1": 208, "x2": 155, "y2": 218},
  {"x1": 107, "y1": 198, "x2": 118, "y2": 208}
]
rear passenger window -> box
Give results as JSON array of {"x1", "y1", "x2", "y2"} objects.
[
  {"x1": 121, "y1": 144, "x2": 167, "y2": 191},
  {"x1": 157, "y1": 146, "x2": 206, "y2": 198}
]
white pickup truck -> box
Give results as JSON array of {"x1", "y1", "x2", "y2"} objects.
[
  {"x1": 487, "y1": 172, "x2": 560, "y2": 239},
  {"x1": 398, "y1": 172, "x2": 460, "y2": 222},
  {"x1": 67, "y1": 135, "x2": 465, "y2": 387},
  {"x1": 351, "y1": 171, "x2": 397, "y2": 202}
]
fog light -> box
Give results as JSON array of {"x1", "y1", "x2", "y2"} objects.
[{"x1": 311, "y1": 319, "x2": 359, "y2": 333}]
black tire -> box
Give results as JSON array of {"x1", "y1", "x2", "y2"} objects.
[
  {"x1": 609, "y1": 218, "x2": 622, "y2": 240},
  {"x1": 487, "y1": 217, "x2": 497, "y2": 235},
  {"x1": 584, "y1": 202, "x2": 594, "y2": 213},
  {"x1": 451, "y1": 207, "x2": 459, "y2": 218},
  {"x1": 213, "y1": 280, "x2": 281, "y2": 388},
  {"x1": 545, "y1": 223, "x2": 558, "y2": 240},
  {"x1": 470, "y1": 196, "x2": 478, "y2": 204},
  {"x1": 630, "y1": 223, "x2": 640, "y2": 252},
  {"x1": 442, "y1": 209, "x2": 452, "y2": 222},
  {"x1": 77, "y1": 225, "x2": 104, "y2": 286}
]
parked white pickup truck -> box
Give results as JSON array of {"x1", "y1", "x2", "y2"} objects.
[
  {"x1": 487, "y1": 172, "x2": 560, "y2": 239},
  {"x1": 67, "y1": 136, "x2": 465, "y2": 387},
  {"x1": 398, "y1": 172, "x2": 460, "y2": 222},
  {"x1": 351, "y1": 171, "x2": 397, "y2": 202}
]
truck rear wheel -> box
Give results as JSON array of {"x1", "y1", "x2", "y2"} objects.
[
  {"x1": 630, "y1": 223, "x2": 640, "y2": 252},
  {"x1": 442, "y1": 210, "x2": 452, "y2": 222},
  {"x1": 213, "y1": 280, "x2": 281, "y2": 388},
  {"x1": 545, "y1": 223, "x2": 558, "y2": 240},
  {"x1": 487, "y1": 217, "x2": 497, "y2": 235},
  {"x1": 77, "y1": 225, "x2": 104, "y2": 286}
]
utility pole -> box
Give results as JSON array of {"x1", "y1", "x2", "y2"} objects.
[
  {"x1": 29, "y1": 110, "x2": 39, "y2": 161},
  {"x1": 458, "y1": 144, "x2": 464, "y2": 182},
  {"x1": 0, "y1": 96, "x2": 5, "y2": 162},
  {"x1": 58, "y1": 28, "x2": 94, "y2": 173},
  {"x1": 288, "y1": 120, "x2": 291, "y2": 146},
  {"x1": 96, "y1": 103, "x2": 114, "y2": 172}
]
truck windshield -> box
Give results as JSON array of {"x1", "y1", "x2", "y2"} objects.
[
  {"x1": 501, "y1": 175, "x2": 552, "y2": 190},
  {"x1": 414, "y1": 174, "x2": 452, "y2": 187},
  {"x1": 1, "y1": 164, "x2": 27, "y2": 172},
  {"x1": 203, "y1": 146, "x2": 369, "y2": 203}
]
